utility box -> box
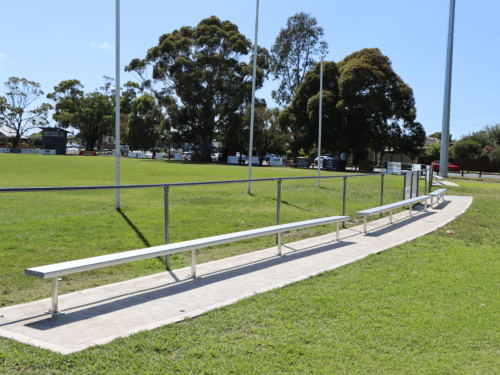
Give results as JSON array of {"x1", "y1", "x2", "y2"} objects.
[{"x1": 41, "y1": 127, "x2": 69, "y2": 155}]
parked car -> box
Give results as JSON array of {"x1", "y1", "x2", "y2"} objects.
[
  {"x1": 431, "y1": 160, "x2": 460, "y2": 172},
  {"x1": 313, "y1": 155, "x2": 333, "y2": 165},
  {"x1": 264, "y1": 154, "x2": 280, "y2": 163},
  {"x1": 211, "y1": 153, "x2": 222, "y2": 161}
]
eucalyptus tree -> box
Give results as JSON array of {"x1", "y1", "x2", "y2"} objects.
[
  {"x1": 0, "y1": 77, "x2": 51, "y2": 148},
  {"x1": 270, "y1": 12, "x2": 328, "y2": 107},
  {"x1": 280, "y1": 48, "x2": 425, "y2": 157},
  {"x1": 47, "y1": 79, "x2": 115, "y2": 151},
  {"x1": 127, "y1": 93, "x2": 165, "y2": 151},
  {"x1": 125, "y1": 16, "x2": 269, "y2": 161}
]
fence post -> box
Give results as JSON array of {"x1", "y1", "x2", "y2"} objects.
[
  {"x1": 380, "y1": 174, "x2": 384, "y2": 217},
  {"x1": 164, "y1": 185, "x2": 170, "y2": 270},
  {"x1": 403, "y1": 173, "x2": 407, "y2": 200},
  {"x1": 424, "y1": 169, "x2": 427, "y2": 196},
  {"x1": 276, "y1": 179, "x2": 281, "y2": 245},
  {"x1": 479, "y1": 170, "x2": 482, "y2": 178},
  {"x1": 342, "y1": 176, "x2": 347, "y2": 228}
]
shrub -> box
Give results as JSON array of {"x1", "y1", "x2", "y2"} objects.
[
  {"x1": 425, "y1": 142, "x2": 441, "y2": 159},
  {"x1": 488, "y1": 147, "x2": 500, "y2": 164},
  {"x1": 450, "y1": 139, "x2": 482, "y2": 159}
]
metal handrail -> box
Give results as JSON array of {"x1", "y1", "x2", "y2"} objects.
[{"x1": 0, "y1": 170, "x2": 415, "y2": 193}]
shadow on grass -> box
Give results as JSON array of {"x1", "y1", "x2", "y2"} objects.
[{"x1": 116, "y1": 209, "x2": 167, "y2": 267}]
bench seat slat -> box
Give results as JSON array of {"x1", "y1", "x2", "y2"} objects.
[
  {"x1": 25, "y1": 215, "x2": 349, "y2": 280},
  {"x1": 429, "y1": 188, "x2": 447, "y2": 196},
  {"x1": 356, "y1": 195, "x2": 430, "y2": 216}
]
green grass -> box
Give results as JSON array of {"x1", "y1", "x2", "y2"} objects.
[
  {"x1": 3, "y1": 155, "x2": 496, "y2": 373},
  {"x1": 0, "y1": 154, "x2": 418, "y2": 307}
]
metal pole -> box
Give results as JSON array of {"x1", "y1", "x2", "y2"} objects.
[
  {"x1": 247, "y1": 0, "x2": 260, "y2": 194},
  {"x1": 164, "y1": 185, "x2": 170, "y2": 270},
  {"x1": 380, "y1": 174, "x2": 384, "y2": 217},
  {"x1": 403, "y1": 173, "x2": 407, "y2": 200},
  {"x1": 317, "y1": 56, "x2": 324, "y2": 188},
  {"x1": 115, "y1": 0, "x2": 121, "y2": 209},
  {"x1": 424, "y1": 168, "x2": 427, "y2": 196},
  {"x1": 51, "y1": 277, "x2": 59, "y2": 315},
  {"x1": 342, "y1": 176, "x2": 347, "y2": 228},
  {"x1": 439, "y1": 0, "x2": 456, "y2": 178},
  {"x1": 276, "y1": 179, "x2": 281, "y2": 245}
]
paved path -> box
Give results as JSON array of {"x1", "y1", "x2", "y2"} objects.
[{"x1": 0, "y1": 196, "x2": 472, "y2": 355}]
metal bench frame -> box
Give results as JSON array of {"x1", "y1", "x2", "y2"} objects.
[
  {"x1": 26, "y1": 215, "x2": 349, "y2": 316},
  {"x1": 428, "y1": 188, "x2": 447, "y2": 206},
  {"x1": 356, "y1": 195, "x2": 431, "y2": 234}
]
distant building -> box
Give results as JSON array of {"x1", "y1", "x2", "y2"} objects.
[{"x1": 41, "y1": 127, "x2": 70, "y2": 155}]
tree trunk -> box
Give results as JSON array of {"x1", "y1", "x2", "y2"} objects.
[{"x1": 12, "y1": 132, "x2": 21, "y2": 149}]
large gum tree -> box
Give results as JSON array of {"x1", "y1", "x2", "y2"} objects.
[
  {"x1": 125, "y1": 16, "x2": 269, "y2": 161},
  {"x1": 280, "y1": 48, "x2": 425, "y2": 157}
]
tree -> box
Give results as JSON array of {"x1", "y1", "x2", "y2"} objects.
[
  {"x1": 47, "y1": 79, "x2": 115, "y2": 151},
  {"x1": 224, "y1": 105, "x2": 290, "y2": 157},
  {"x1": 459, "y1": 130, "x2": 490, "y2": 148},
  {"x1": 425, "y1": 142, "x2": 441, "y2": 159},
  {"x1": 125, "y1": 16, "x2": 270, "y2": 161},
  {"x1": 270, "y1": 12, "x2": 328, "y2": 107},
  {"x1": 127, "y1": 94, "x2": 164, "y2": 151},
  {"x1": 450, "y1": 139, "x2": 482, "y2": 159},
  {"x1": 279, "y1": 48, "x2": 425, "y2": 158},
  {"x1": 0, "y1": 77, "x2": 52, "y2": 148}
]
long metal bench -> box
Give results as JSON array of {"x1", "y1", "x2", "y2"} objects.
[
  {"x1": 25, "y1": 215, "x2": 349, "y2": 316},
  {"x1": 356, "y1": 195, "x2": 431, "y2": 234},
  {"x1": 428, "y1": 188, "x2": 447, "y2": 206}
]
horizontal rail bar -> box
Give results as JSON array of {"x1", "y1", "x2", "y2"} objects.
[{"x1": 0, "y1": 171, "x2": 413, "y2": 193}]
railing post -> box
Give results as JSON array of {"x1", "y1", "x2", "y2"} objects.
[
  {"x1": 164, "y1": 185, "x2": 170, "y2": 270},
  {"x1": 380, "y1": 174, "x2": 384, "y2": 217},
  {"x1": 276, "y1": 179, "x2": 281, "y2": 245},
  {"x1": 191, "y1": 249, "x2": 196, "y2": 278},
  {"x1": 342, "y1": 176, "x2": 347, "y2": 228},
  {"x1": 424, "y1": 168, "x2": 427, "y2": 196}
]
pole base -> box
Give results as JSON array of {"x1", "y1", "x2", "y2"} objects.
[{"x1": 46, "y1": 310, "x2": 65, "y2": 317}]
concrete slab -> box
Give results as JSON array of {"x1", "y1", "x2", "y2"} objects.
[{"x1": 0, "y1": 196, "x2": 473, "y2": 355}]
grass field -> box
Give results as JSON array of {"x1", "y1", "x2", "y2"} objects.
[
  {"x1": 3, "y1": 154, "x2": 497, "y2": 374},
  {"x1": 0, "y1": 154, "x2": 419, "y2": 308}
]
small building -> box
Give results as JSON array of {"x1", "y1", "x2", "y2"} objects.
[{"x1": 41, "y1": 127, "x2": 70, "y2": 155}]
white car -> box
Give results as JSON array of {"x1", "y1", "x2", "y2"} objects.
[{"x1": 314, "y1": 156, "x2": 334, "y2": 165}]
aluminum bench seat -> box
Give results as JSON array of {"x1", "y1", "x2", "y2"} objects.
[
  {"x1": 356, "y1": 195, "x2": 431, "y2": 233},
  {"x1": 428, "y1": 188, "x2": 447, "y2": 206},
  {"x1": 26, "y1": 215, "x2": 349, "y2": 316}
]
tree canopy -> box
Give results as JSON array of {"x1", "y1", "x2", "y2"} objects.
[
  {"x1": 270, "y1": 12, "x2": 328, "y2": 107},
  {"x1": 279, "y1": 48, "x2": 425, "y2": 157},
  {"x1": 125, "y1": 16, "x2": 270, "y2": 161},
  {"x1": 450, "y1": 139, "x2": 482, "y2": 159},
  {"x1": 127, "y1": 93, "x2": 165, "y2": 151},
  {"x1": 47, "y1": 79, "x2": 115, "y2": 151},
  {"x1": 0, "y1": 77, "x2": 51, "y2": 148}
]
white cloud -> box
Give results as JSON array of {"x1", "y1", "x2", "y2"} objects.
[
  {"x1": 491, "y1": 92, "x2": 496, "y2": 95},
  {"x1": 0, "y1": 54, "x2": 6, "y2": 59},
  {"x1": 91, "y1": 42, "x2": 113, "y2": 49}
]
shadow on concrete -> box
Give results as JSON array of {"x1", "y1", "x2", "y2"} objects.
[{"x1": 24, "y1": 239, "x2": 354, "y2": 330}]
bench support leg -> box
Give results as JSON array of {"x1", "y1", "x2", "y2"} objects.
[
  {"x1": 277, "y1": 232, "x2": 282, "y2": 256},
  {"x1": 363, "y1": 216, "x2": 367, "y2": 234},
  {"x1": 336, "y1": 222, "x2": 340, "y2": 241},
  {"x1": 190, "y1": 249, "x2": 196, "y2": 278},
  {"x1": 409, "y1": 205, "x2": 412, "y2": 217},
  {"x1": 390, "y1": 210, "x2": 393, "y2": 224},
  {"x1": 424, "y1": 199, "x2": 428, "y2": 212},
  {"x1": 47, "y1": 278, "x2": 64, "y2": 317}
]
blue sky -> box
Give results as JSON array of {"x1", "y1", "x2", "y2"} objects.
[{"x1": 0, "y1": 0, "x2": 498, "y2": 139}]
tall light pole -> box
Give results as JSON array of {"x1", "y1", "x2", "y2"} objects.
[
  {"x1": 247, "y1": 0, "x2": 259, "y2": 194},
  {"x1": 439, "y1": 0, "x2": 456, "y2": 178},
  {"x1": 115, "y1": 0, "x2": 121, "y2": 208},
  {"x1": 317, "y1": 57, "x2": 324, "y2": 187}
]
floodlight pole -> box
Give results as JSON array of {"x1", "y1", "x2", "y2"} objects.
[
  {"x1": 439, "y1": 0, "x2": 456, "y2": 178},
  {"x1": 317, "y1": 57, "x2": 324, "y2": 188},
  {"x1": 115, "y1": 0, "x2": 121, "y2": 208},
  {"x1": 247, "y1": 0, "x2": 259, "y2": 194}
]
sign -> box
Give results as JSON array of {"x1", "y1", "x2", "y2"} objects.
[
  {"x1": 40, "y1": 149, "x2": 56, "y2": 155},
  {"x1": 411, "y1": 164, "x2": 422, "y2": 171},
  {"x1": 387, "y1": 162, "x2": 401, "y2": 175},
  {"x1": 0, "y1": 148, "x2": 11, "y2": 153},
  {"x1": 251, "y1": 157, "x2": 259, "y2": 165},
  {"x1": 21, "y1": 149, "x2": 34, "y2": 154},
  {"x1": 228, "y1": 155, "x2": 239, "y2": 164},
  {"x1": 270, "y1": 157, "x2": 282, "y2": 166},
  {"x1": 174, "y1": 153, "x2": 182, "y2": 160}
]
